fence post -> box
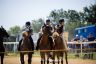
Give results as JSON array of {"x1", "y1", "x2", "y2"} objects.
[
  {"x1": 13, "y1": 42, "x2": 15, "y2": 53},
  {"x1": 80, "y1": 42, "x2": 83, "y2": 57}
]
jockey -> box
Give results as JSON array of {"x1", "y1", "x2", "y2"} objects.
[
  {"x1": 36, "y1": 19, "x2": 54, "y2": 50},
  {"x1": 55, "y1": 19, "x2": 65, "y2": 35},
  {"x1": 18, "y1": 21, "x2": 34, "y2": 51},
  {"x1": 55, "y1": 19, "x2": 68, "y2": 50}
]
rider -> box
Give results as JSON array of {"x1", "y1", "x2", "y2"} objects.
[
  {"x1": 36, "y1": 19, "x2": 54, "y2": 50},
  {"x1": 55, "y1": 19, "x2": 65, "y2": 34},
  {"x1": 56, "y1": 19, "x2": 68, "y2": 50},
  {"x1": 18, "y1": 21, "x2": 34, "y2": 52}
]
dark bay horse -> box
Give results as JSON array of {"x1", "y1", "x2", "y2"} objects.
[
  {"x1": 19, "y1": 31, "x2": 34, "y2": 64},
  {"x1": 0, "y1": 26, "x2": 9, "y2": 64},
  {"x1": 38, "y1": 25, "x2": 54, "y2": 64},
  {"x1": 52, "y1": 32, "x2": 68, "y2": 64}
]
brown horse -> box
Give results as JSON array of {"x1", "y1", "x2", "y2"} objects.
[
  {"x1": 19, "y1": 31, "x2": 34, "y2": 64},
  {"x1": 52, "y1": 32, "x2": 68, "y2": 64},
  {"x1": 38, "y1": 25, "x2": 54, "y2": 64},
  {"x1": 0, "y1": 26, "x2": 9, "y2": 64}
]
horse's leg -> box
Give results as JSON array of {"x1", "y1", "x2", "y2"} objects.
[
  {"x1": 40, "y1": 52, "x2": 45, "y2": 64},
  {"x1": 28, "y1": 53, "x2": 32, "y2": 64},
  {"x1": 53, "y1": 55, "x2": 55, "y2": 64},
  {"x1": 47, "y1": 52, "x2": 50, "y2": 64},
  {"x1": 61, "y1": 53, "x2": 63, "y2": 64},
  {"x1": 41, "y1": 58, "x2": 43, "y2": 64},
  {"x1": 43, "y1": 52, "x2": 46, "y2": 64},
  {"x1": 47, "y1": 52, "x2": 52, "y2": 64},
  {"x1": 47, "y1": 57, "x2": 49, "y2": 64},
  {"x1": 44, "y1": 55, "x2": 46, "y2": 64},
  {"x1": 1, "y1": 53, "x2": 4, "y2": 64},
  {"x1": 41, "y1": 57, "x2": 45, "y2": 64},
  {"x1": 65, "y1": 52, "x2": 68, "y2": 64},
  {"x1": 20, "y1": 53, "x2": 24, "y2": 64},
  {"x1": 51, "y1": 52, "x2": 55, "y2": 64},
  {"x1": 57, "y1": 54, "x2": 60, "y2": 64}
]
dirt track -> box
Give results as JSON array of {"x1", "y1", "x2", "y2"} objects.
[{"x1": 1, "y1": 56, "x2": 96, "y2": 64}]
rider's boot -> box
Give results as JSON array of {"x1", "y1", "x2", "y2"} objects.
[
  {"x1": 18, "y1": 39, "x2": 22, "y2": 51},
  {"x1": 29, "y1": 36, "x2": 34, "y2": 54},
  {"x1": 36, "y1": 36, "x2": 42, "y2": 50}
]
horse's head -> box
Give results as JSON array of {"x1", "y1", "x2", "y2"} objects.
[
  {"x1": 22, "y1": 31, "x2": 29, "y2": 38},
  {"x1": 42, "y1": 24, "x2": 52, "y2": 35},
  {"x1": 52, "y1": 32, "x2": 59, "y2": 39},
  {"x1": 0, "y1": 26, "x2": 9, "y2": 38}
]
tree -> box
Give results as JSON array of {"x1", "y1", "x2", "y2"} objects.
[
  {"x1": 83, "y1": 4, "x2": 96, "y2": 24},
  {"x1": 8, "y1": 25, "x2": 21, "y2": 36},
  {"x1": 67, "y1": 10, "x2": 80, "y2": 22},
  {"x1": 31, "y1": 18, "x2": 44, "y2": 33}
]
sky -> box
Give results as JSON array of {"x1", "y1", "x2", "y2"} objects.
[{"x1": 0, "y1": 0, "x2": 95, "y2": 30}]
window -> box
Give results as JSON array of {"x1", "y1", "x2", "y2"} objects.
[
  {"x1": 78, "y1": 30, "x2": 80, "y2": 34},
  {"x1": 82, "y1": 29, "x2": 87, "y2": 33}
]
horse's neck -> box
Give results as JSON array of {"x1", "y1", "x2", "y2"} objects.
[
  {"x1": 42, "y1": 34, "x2": 48, "y2": 39},
  {"x1": 0, "y1": 37, "x2": 3, "y2": 46},
  {"x1": 43, "y1": 33, "x2": 48, "y2": 36},
  {"x1": 22, "y1": 37, "x2": 30, "y2": 44},
  {"x1": 40, "y1": 34, "x2": 49, "y2": 45},
  {"x1": 0, "y1": 36, "x2": 3, "y2": 42},
  {"x1": 23, "y1": 37, "x2": 29, "y2": 41}
]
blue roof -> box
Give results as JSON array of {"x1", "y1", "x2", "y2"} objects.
[{"x1": 75, "y1": 25, "x2": 96, "y2": 30}]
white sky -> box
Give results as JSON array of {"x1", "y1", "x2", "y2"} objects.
[{"x1": 0, "y1": 0, "x2": 95, "y2": 30}]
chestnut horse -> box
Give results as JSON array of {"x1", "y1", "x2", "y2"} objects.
[
  {"x1": 52, "y1": 32, "x2": 68, "y2": 64},
  {"x1": 38, "y1": 25, "x2": 54, "y2": 64},
  {"x1": 0, "y1": 26, "x2": 9, "y2": 64},
  {"x1": 19, "y1": 31, "x2": 34, "y2": 64}
]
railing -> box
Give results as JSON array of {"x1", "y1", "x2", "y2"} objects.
[
  {"x1": 4, "y1": 42, "x2": 19, "y2": 53},
  {"x1": 68, "y1": 41, "x2": 96, "y2": 55},
  {"x1": 3, "y1": 41, "x2": 96, "y2": 54}
]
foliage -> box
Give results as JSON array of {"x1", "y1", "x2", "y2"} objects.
[
  {"x1": 7, "y1": 3, "x2": 96, "y2": 41},
  {"x1": 48, "y1": 3, "x2": 96, "y2": 40},
  {"x1": 31, "y1": 18, "x2": 44, "y2": 33},
  {"x1": 8, "y1": 25, "x2": 21, "y2": 36},
  {"x1": 83, "y1": 4, "x2": 96, "y2": 24}
]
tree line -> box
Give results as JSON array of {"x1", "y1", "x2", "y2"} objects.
[{"x1": 8, "y1": 3, "x2": 96, "y2": 41}]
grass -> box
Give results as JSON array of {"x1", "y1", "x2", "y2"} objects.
[{"x1": 5, "y1": 52, "x2": 96, "y2": 60}]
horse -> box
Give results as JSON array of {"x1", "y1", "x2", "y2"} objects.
[
  {"x1": 38, "y1": 24, "x2": 54, "y2": 64},
  {"x1": 0, "y1": 26, "x2": 9, "y2": 64},
  {"x1": 52, "y1": 32, "x2": 68, "y2": 64},
  {"x1": 19, "y1": 31, "x2": 34, "y2": 64}
]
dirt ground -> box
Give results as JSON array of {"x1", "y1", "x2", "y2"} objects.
[{"x1": 1, "y1": 56, "x2": 96, "y2": 64}]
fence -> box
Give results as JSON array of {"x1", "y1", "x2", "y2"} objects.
[
  {"x1": 3, "y1": 41, "x2": 96, "y2": 54},
  {"x1": 4, "y1": 42, "x2": 19, "y2": 53}
]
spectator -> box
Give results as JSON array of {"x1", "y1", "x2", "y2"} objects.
[
  {"x1": 87, "y1": 33, "x2": 96, "y2": 48},
  {"x1": 80, "y1": 35, "x2": 87, "y2": 42},
  {"x1": 74, "y1": 35, "x2": 80, "y2": 41},
  {"x1": 85, "y1": 33, "x2": 96, "y2": 59},
  {"x1": 71, "y1": 35, "x2": 80, "y2": 57}
]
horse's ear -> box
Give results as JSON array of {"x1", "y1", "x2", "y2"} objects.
[
  {"x1": 1, "y1": 26, "x2": 5, "y2": 30},
  {"x1": 1, "y1": 26, "x2": 3, "y2": 28}
]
